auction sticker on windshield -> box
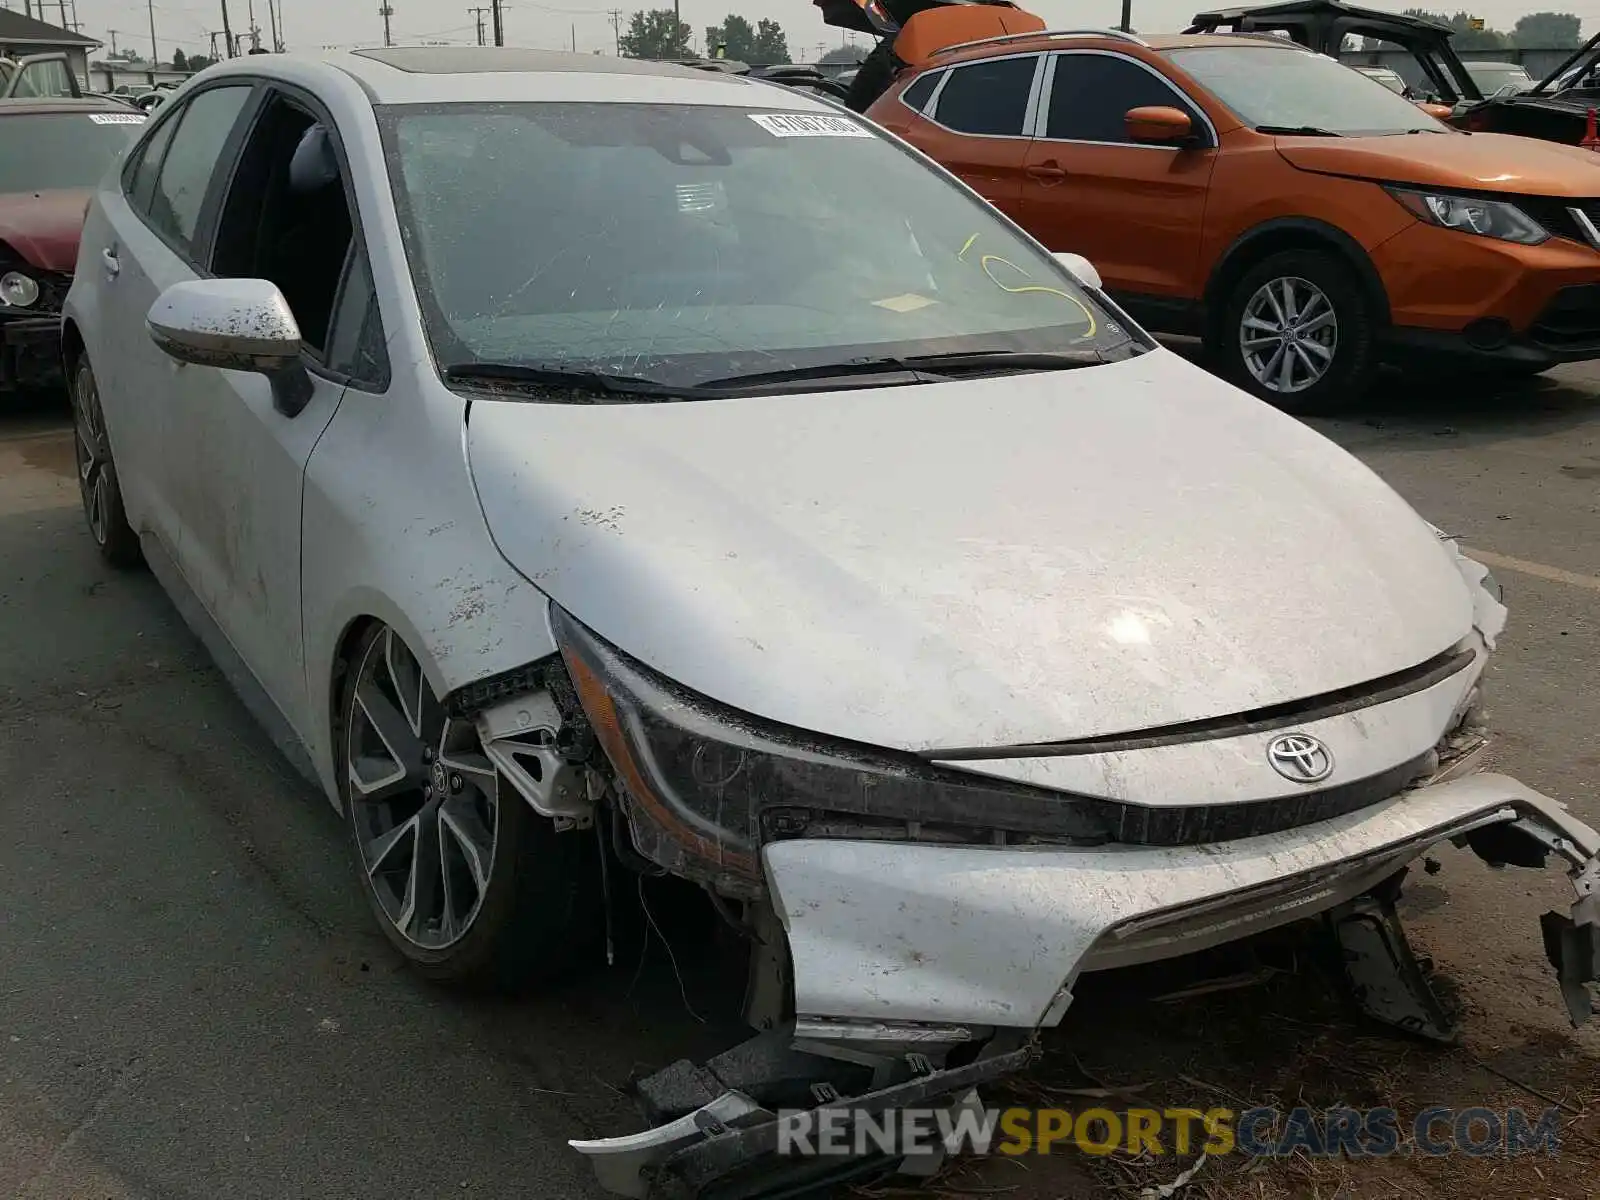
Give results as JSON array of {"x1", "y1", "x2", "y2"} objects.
[
  {"x1": 747, "y1": 112, "x2": 872, "y2": 138},
  {"x1": 88, "y1": 113, "x2": 147, "y2": 125}
]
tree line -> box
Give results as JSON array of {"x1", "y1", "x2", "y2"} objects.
[
  {"x1": 619, "y1": 10, "x2": 791, "y2": 61},
  {"x1": 1392, "y1": 8, "x2": 1583, "y2": 51}
]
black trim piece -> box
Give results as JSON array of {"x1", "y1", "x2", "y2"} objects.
[
  {"x1": 927, "y1": 646, "x2": 1475, "y2": 760},
  {"x1": 1113, "y1": 291, "x2": 1204, "y2": 337}
]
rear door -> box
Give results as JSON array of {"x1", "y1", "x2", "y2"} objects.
[
  {"x1": 1018, "y1": 50, "x2": 1218, "y2": 302},
  {"x1": 906, "y1": 52, "x2": 1042, "y2": 225},
  {"x1": 84, "y1": 81, "x2": 256, "y2": 542}
]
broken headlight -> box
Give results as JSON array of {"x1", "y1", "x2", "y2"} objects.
[{"x1": 550, "y1": 606, "x2": 1112, "y2": 897}]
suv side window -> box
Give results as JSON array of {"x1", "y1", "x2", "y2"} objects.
[
  {"x1": 1045, "y1": 53, "x2": 1207, "y2": 144},
  {"x1": 146, "y1": 85, "x2": 252, "y2": 253},
  {"x1": 931, "y1": 55, "x2": 1038, "y2": 135},
  {"x1": 901, "y1": 70, "x2": 941, "y2": 113}
]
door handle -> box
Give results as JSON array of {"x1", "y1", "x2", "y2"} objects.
[
  {"x1": 1025, "y1": 162, "x2": 1068, "y2": 181},
  {"x1": 100, "y1": 247, "x2": 120, "y2": 278}
]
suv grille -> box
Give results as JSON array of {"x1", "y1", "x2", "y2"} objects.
[{"x1": 1516, "y1": 196, "x2": 1600, "y2": 247}]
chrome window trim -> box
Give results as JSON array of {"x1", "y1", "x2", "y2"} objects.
[
  {"x1": 923, "y1": 52, "x2": 1046, "y2": 140},
  {"x1": 898, "y1": 68, "x2": 945, "y2": 116},
  {"x1": 1033, "y1": 49, "x2": 1219, "y2": 148}
]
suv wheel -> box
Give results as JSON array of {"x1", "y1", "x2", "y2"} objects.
[{"x1": 1215, "y1": 249, "x2": 1376, "y2": 413}]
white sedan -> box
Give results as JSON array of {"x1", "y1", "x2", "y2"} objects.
[{"x1": 65, "y1": 45, "x2": 1600, "y2": 1196}]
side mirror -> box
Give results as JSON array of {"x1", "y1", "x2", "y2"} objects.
[
  {"x1": 1052, "y1": 251, "x2": 1102, "y2": 290},
  {"x1": 147, "y1": 278, "x2": 313, "y2": 417},
  {"x1": 1124, "y1": 104, "x2": 1194, "y2": 144}
]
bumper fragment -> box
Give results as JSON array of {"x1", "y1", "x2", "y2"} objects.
[{"x1": 569, "y1": 1043, "x2": 1034, "y2": 1200}]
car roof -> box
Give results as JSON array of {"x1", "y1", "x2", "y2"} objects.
[
  {"x1": 190, "y1": 46, "x2": 840, "y2": 110},
  {"x1": 0, "y1": 96, "x2": 140, "y2": 117}
]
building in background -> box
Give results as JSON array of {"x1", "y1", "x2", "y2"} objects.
[{"x1": 0, "y1": 10, "x2": 100, "y2": 87}]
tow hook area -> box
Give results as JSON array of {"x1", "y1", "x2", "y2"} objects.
[{"x1": 569, "y1": 1031, "x2": 1036, "y2": 1199}]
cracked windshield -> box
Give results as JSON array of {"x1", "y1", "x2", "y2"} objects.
[{"x1": 381, "y1": 101, "x2": 1132, "y2": 392}]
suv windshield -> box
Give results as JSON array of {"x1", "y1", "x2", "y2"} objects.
[
  {"x1": 1166, "y1": 46, "x2": 1450, "y2": 135},
  {"x1": 378, "y1": 102, "x2": 1131, "y2": 395},
  {"x1": 1465, "y1": 62, "x2": 1533, "y2": 93},
  {"x1": 0, "y1": 111, "x2": 145, "y2": 193}
]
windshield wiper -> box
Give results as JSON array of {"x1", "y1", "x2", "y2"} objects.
[
  {"x1": 1256, "y1": 124, "x2": 1343, "y2": 136},
  {"x1": 697, "y1": 349, "x2": 1108, "y2": 390},
  {"x1": 443, "y1": 362, "x2": 695, "y2": 400}
]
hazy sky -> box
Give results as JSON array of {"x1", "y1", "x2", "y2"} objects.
[{"x1": 37, "y1": 0, "x2": 1597, "y2": 64}]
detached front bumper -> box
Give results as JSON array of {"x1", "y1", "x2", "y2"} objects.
[
  {"x1": 768, "y1": 772, "x2": 1600, "y2": 1031},
  {"x1": 573, "y1": 774, "x2": 1600, "y2": 1197},
  {"x1": 0, "y1": 315, "x2": 63, "y2": 392}
]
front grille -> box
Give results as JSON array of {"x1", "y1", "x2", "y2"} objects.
[
  {"x1": 1531, "y1": 283, "x2": 1600, "y2": 348},
  {"x1": 1103, "y1": 754, "x2": 1434, "y2": 845},
  {"x1": 1515, "y1": 195, "x2": 1600, "y2": 247}
]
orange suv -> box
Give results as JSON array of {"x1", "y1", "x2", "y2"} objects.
[{"x1": 866, "y1": 29, "x2": 1600, "y2": 408}]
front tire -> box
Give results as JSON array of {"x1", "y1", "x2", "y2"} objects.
[
  {"x1": 1213, "y1": 249, "x2": 1376, "y2": 414},
  {"x1": 339, "y1": 623, "x2": 598, "y2": 988},
  {"x1": 70, "y1": 359, "x2": 142, "y2": 569}
]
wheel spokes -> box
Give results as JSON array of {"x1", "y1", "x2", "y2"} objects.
[
  {"x1": 351, "y1": 676, "x2": 426, "y2": 799},
  {"x1": 440, "y1": 796, "x2": 495, "y2": 894}
]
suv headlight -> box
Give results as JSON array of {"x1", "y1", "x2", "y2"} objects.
[{"x1": 1386, "y1": 187, "x2": 1548, "y2": 245}]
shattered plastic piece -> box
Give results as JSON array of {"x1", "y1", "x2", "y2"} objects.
[{"x1": 1334, "y1": 894, "x2": 1458, "y2": 1043}]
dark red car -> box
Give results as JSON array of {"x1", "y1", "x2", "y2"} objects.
[{"x1": 0, "y1": 94, "x2": 146, "y2": 395}]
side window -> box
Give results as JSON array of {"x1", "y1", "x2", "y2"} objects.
[
  {"x1": 147, "y1": 85, "x2": 252, "y2": 253},
  {"x1": 209, "y1": 91, "x2": 355, "y2": 359},
  {"x1": 325, "y1": 243, "x2": 389, "y2": 388},
  {"x1": 125, "y1": 112, "x2": 178, "y2": 213},
  {"x1": 931, "y1": 56, "x2": 1037, "y2": 135},
  {"x1": 901, "y1": 71, "x2": 941, "y2": 113},
  {"x1": 1046, "y1": 54, "x2": 1206, "y2": 144}
]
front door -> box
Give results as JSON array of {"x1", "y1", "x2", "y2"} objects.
[
  {"x1": 157, "y1": 88, "x2": 365, "y2": 734},
  {"x1": 1019, "y1": 50, "x2": 1218, "y2": 302}
]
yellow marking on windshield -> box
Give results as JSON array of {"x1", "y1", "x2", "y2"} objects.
[
  {"x1": 873, "y1": 293, "x2": 937, "y2": 313},
  {"x1": 958, "y1": 231, "x2": 981, "y2": 260},
  {"x1": 979, "y1": 255, "x2": 1097, "y2": 337}
]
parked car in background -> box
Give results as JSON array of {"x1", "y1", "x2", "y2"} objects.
[
  {"x1": 868, "y1": 29, "x2": 1600, "y2": 408},
  {"x1": 1462, "y1": 59, "x2": 1533, "y2": 96},
  {"x1": 1351, "y1": 62, "x2": 1408, "y2": 94},
  {"x1": 0, "y1": 92, "x2": 144, "y2": 396}
]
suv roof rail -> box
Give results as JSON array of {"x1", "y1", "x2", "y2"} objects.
[{"x1": 929, "y1": 27, "x2": 1150, "y2": 59}]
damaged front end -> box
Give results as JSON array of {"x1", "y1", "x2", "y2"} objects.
[{"x1": 468, "y1": 597, "x2": 1600, "y2": 1199}]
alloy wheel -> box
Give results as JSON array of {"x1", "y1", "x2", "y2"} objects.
[
  {"x1": 347, "y1": 628, "x2": 500, "y2": 950},
  {"x1": 72, "y1": 367, "x2": 112, "y2": 545},
  {"x1": 1239, "y1": 276, "x2": 1339, "y2": 395}
]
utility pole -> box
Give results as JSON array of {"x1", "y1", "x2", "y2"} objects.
[
  {"x1": 607, "y1": 7, "x2": 621, "y2": 53},
  {"x1": 146, "y1": 0, "x2": 158, "y2": 63},
  {"x1": 1118, "y1": 0, "x2": 1131, "y2": 32},
  {"x1": 208, "y1": 29, "x2": 222, "y2": 58},
  {"x1": 266, "y1": 0, "x2": 280, "y2": 50},
  {"x1": 490, "y1": 0, "x2": 503, "y2": 46},
  {"x1": 378, "y1": 1, "x2": 393, "y2": 45},
  {"x1": 468, "y1": 5, "x2": 487, "y2": 45},
  {"x1": 107, "y1": 28, "x2": 121, "y2": 55},
  {"x1": 570, "y1": 22, "x2": 575, "y2": 50},
  {"x1": 246, "y1": 0, "x2": 260, "y2": 50},
  {"x1": 220, "y1": 0, "x2": 234, "y2": 56}
]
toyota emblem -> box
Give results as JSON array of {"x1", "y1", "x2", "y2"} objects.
[{"x1": 1267, "y1": 733, "x2": 1334, "y2": 784}]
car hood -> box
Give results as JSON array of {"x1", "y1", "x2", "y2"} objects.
[
  {"x1": 465, "y1": 351, "x2": 1474, "y2": 753},
  {"x1": 0, "y1": 188, "x2": 89, "y2": 272},
  {"x1": 1276, "y1": 131, "x2": 1600, "y2": 196}
]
